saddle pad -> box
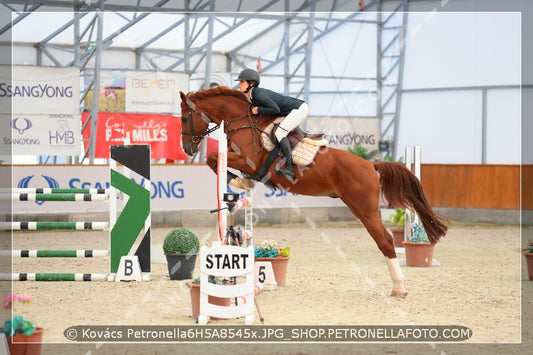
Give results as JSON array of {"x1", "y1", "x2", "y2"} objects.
[
  {"x1": 292, "y1": 141, "x2": 321, "y2": 167},
  {"x1": 260, "y1": 118, "x2": 324, "y2": 167},
  {"x1": 260, "y1": 118, "x2": 283, "y2": 152}
]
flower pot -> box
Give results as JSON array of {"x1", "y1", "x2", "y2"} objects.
[
  {"x1": 524, "y1": 253, "x2": 533, "y2": 281},
  {"x1": 255, "y1": 257, "x2": 290, "y2": 286},
  {"x1": 165, "y1": 253, "x2": 197, "y2": 280},
  {"x1": 402, "y1": 241, "x2": 435, "y2": 267},
  {"x1": 7, "y1": 327, "x2": 44, "y2": 355},
  {"x1": 187, "y1": 283, "x2": 231, "y2": 320},
  {"x1": 391, "y1": 228, "x2": 405, "y2": 248}
]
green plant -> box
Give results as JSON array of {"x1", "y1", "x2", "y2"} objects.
[
  {"x1": 390, "y1": 208, "x2": 406, "y2": 229},
  {"x1": 382, "y1": 154, "x2": 404, "y2": 163},
  {"x1": 523, "y1": 240, "x2": 533, "y2": 253},
  {"x1": 254, "y1": 240, "x2": 291, "y2": 258},
  {"x1": 163, "y1": 228, "x2": 200, "y2": 254},
  {"x1": 347, "y1": 143, "x2": 379, "y2": 161},
  {"x1": 2, "y1": 294, "x2": 36, "y2": 337}
]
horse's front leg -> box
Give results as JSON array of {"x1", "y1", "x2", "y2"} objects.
[
  {"x1": 206, "y1": 152, "x2": 254, "y2": 189},
  {"x1": 206, "y1": 152, "x2": 219, "y2": 172}
]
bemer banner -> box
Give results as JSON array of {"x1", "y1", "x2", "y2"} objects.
[{"x1": 125, "y1": 70, "x2": 189, "y2": 114}]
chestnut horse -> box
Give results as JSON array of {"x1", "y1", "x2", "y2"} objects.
[{"x1": 179, "y1": 86, "x2": 448, "y2": 298}]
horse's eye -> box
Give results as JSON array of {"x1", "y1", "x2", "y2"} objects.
[{"x1": 181, "y1": 117, "x2": 187, "y2": 123}]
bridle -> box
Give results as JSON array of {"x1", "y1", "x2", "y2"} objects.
[
  {"x1": 181, "y1": 96, "x2": 256, "y2": 145},
  {"x1": 180, "y1": 97, "x2": 219, "y2": 144}
]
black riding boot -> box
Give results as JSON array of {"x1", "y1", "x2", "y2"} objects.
[{"x1": 276, "y1": 137, "x2": 295, "y2": 179}]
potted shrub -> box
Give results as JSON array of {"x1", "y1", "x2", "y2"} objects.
[
  {"x1": 389, "y1": 208, "x2": 406, "y2": 248},
  {"x1": 402, "y1": 223, "x2": 435, "y2": 267},
  {"x1": 2, "y1": 294, "x2": 44, "y2": 355},
  {"x1": 254, "y1": 240, "x2": 291, "y2": 286},
  {"x1": 523, "y1": 240, "x2": 533, "y2": 281},
  {"x1": 163, "y1": 228, "x2": 200, "y2": 280}
]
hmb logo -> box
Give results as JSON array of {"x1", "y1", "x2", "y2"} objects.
[
  {"x1": 49, "y1": 119, "x2": 75, "y2": 145},
  {"x1": 49, "y1": 130, "x2": 75, "y2": 145}
]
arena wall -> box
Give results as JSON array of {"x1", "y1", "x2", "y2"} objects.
[{"x1": 3, "y1": 163, "x2": 529, "y2": 226}]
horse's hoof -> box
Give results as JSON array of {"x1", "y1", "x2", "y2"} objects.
[
  {"x1": 239, "y1": 177, "x2": 255, "y2": 189},
  {"x1": 229, "y1": 177, "x2": 254, "y2": 190},
  {"x1": 390, "y1": 290, "x2": 408, "y2": 299}
]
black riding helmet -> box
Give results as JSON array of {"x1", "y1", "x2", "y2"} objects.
[
  {"x1": 236, "y1": 68, "x2": 260, "y2": 84},
  {"x1": 235, "y1": 69, "x2": 260, "y2": 93}
]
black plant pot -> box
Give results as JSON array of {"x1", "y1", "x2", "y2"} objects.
[{"x1": 165, "y1": 253, "x2": 198, "y2": 280}]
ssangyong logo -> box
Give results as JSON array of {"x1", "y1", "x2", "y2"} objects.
[
  {"x1": 11, "y1": 117, "x2": 32, "y2": 134},
  {"x1": 0, "y1": 82, "x2": 73, "y2": 98},
  {"x1": 17, "y1": 175, "x2": 59, "y2": 205}
]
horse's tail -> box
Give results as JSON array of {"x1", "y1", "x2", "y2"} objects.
[{"x1": 374, "y1": 161, "x2": 449, "y2": 243}]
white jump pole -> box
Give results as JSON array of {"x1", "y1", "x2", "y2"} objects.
[
  {"x1": 244, "y1": 188, "x2": 253, "y2": 247},
  {"x1": 216, "y1": 123, "x2": 228, "y2": 242},
  {"x1": 404, "y1": 146, "x2": 412, "y2": 240},
  {"x1": 404, "y1": 145, "x2": 422, "y2": 239},
  {"x1": 413, "y1": 145, "x2": 421, "y2": 226}
]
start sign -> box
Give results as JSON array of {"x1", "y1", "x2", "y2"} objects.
[
  {"x1": 205, "y1": 253, "x2": 250, "y2": 270},
  {"x1": 200, "y1": 243, "x2": 254, "y2": 277}
]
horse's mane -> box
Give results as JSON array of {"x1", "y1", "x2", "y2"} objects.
[{"x1": 188, "y1": 86, "x2": 249, "y2": 104}]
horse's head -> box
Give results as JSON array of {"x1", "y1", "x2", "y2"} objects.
[
  {"x1": 179, "y1": 91, "x2": 210, "y2": 156},
  {"x1": 179, "y1": 87, "x2": 251, "y2": 156}
]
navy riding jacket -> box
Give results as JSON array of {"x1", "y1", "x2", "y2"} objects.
[{"x1": 250, "y1": 87, "x2": 304, "y2": 116}]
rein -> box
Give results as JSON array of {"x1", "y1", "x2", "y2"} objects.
[
  {"x1": 184, "y1": 96, "x2": 267, "y2": 155},
  {"x1": 225, "y1": 107, "x2": 267, "y2": 156}
]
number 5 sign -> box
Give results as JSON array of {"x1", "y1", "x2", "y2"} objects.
[{"x1": 254, "y1": 261, "x2": 277, "y2": 289}]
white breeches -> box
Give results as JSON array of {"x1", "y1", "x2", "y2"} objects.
[{"x1": 275, "y1": 103, "x2": 309, "y2": 141}]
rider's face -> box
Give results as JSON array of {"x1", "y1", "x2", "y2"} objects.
[{"x1": 237, "y1": 80, "x2": 249, "y2": 94}]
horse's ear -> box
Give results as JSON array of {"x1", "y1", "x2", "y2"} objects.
[{"x1": 179, "y1": 91, "x2": 186, "y2": 101}]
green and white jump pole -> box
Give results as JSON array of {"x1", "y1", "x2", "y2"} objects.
[{"x1": 0, "y1": 145, "x2": 151, "y2": 281}]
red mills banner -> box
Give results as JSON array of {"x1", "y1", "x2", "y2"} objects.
[{"x1": 81, "y1": 112, "x2": 188, "y2": 160}]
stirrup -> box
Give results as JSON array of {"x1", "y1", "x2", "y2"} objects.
[{"x1": 274, "y1": 161, "x2": 295, "y2": 179}]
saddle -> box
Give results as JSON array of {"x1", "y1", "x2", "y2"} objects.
[
  {"x1": 261, "y1": 117, "x2": 329, "y2": 166},
  {"x1": 228, "y1": 117, "x2": 329, "y2": 190}
]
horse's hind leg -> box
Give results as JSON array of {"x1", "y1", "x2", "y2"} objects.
[
  {"x1": 359, "y1": 212, "x2": 408, "y2": 298},
  {"x1": 341, "y1": 185, "x2": 408, "y2": 298},
  {"x1": 386, "y1": 256, "x2": 408, "y2": 298}
]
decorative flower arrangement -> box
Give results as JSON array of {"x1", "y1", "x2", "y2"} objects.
[
  {"x1": 523, "y1": 240, "x2": 533, "y2": 253},
  {"x1": 186, "y1": 275, "x2": 234, "y2": 286},
  {"x1": 410, "y1": 223, "x2": 430, "y2": 243},
  {"x1": 254, "y1": 240, "x2": 291, "y2": 258},
  {"x1": 2, "y1": 294, "x2": 36, "y2": 337}
]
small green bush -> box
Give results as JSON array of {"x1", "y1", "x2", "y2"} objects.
[{"x1": 163, "y1": 228, "x2": 200, "y2": 254}]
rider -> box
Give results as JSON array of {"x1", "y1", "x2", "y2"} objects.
[{"x1": 235, "y1": 68, "x2": 309, "y2": 180}]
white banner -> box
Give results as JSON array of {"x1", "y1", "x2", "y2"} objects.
[
  {"x1": 125, "y1": 71, "x2": 189, "y2": 114},
  {"x1": 306, "y1": 116, "x2": 380, "y2": 153},
  {"x1": 189, "y1": 72, "x2": 232, "y2": 91},
  {"x1": 0, "y1": 65, "x2": 80, "y2": 115},
  {"x1": 8, "y1": 165, "x2": 344, "y2": 215},
  {"x1": 2, "y1": 113, "x2": 82, "y2": 156}
]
